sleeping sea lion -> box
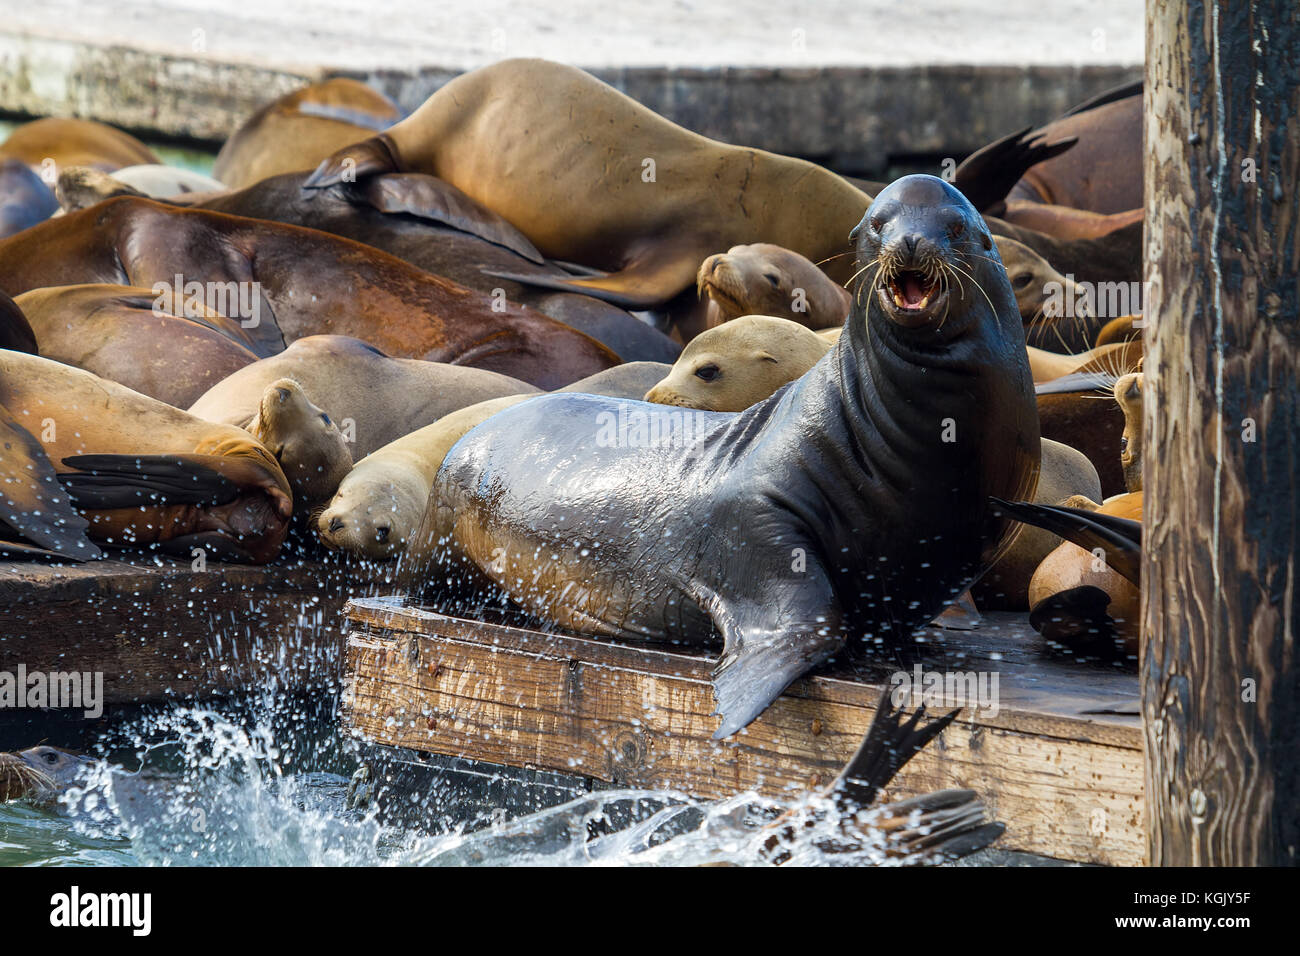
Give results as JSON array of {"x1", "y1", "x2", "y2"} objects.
[
  {"x1": 401, "y1": 175, "x2": 1040, "y2": 738},
  {"x1": 15, "y1": 283, "x2": 260, "y2": 407},
  {"x1": 212, "y1": 78, "x2": 404, "y2": 189},
  {"x1": 696, "y1": 244, "x2": 851, "y2": 331},
  {"x1": 0, "y1": 158, "x2": 59, "y2": 237},
  {"x1": 0, "y1": 117, "x2": 159, "y2": 175},
  {"x1": 0, "y1": 196, "x2": 621, "y2": 389},
  {"x1": 318, "y1": 362, "x2": 671, "y2": 559},
  {"x1": 303, "y1": 58, "x2": 872, "y2": 308},
  {"x1": 0, "y1": 351, "x2": 292, "y2": 563}
]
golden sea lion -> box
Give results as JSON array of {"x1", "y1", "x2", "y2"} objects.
[
  {"x1": 15, "y1": 283, "x2": 260, "y2": 407},
  {"x1": 696, "y1": 244, "x2": 851, "y2": 331},
  {"x1": 0, "y1": 117, "x2": 159, "y2": 176},
  {"x1": 303, "y1": 58, "x2": 872, "y2": 309},
  {"x1": 0, "y1": 351, "x2": 292, "y2": 563},
  {"x1": 1114, "y1": 371, "x2": 1143, "y2": 493},
  {"x1": 212, "y1": 78, "x2": 404, "y2": 189},
  {"x1": 643, "y1": 315, "x2": 831, "y2": 412}
]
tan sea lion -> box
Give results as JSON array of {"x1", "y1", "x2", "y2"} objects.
[
  {"x1": 189, "y1": 335, "x2": 539, "y2": 459},
  {"x1": 643, "y1": 316, "x2": 830, "y2": 412},
  {"x1": 212, "y1": 78, "x2": 404, "y2": 189},
  {"x1": 318, "y1": 362, "x2": 671, "y2": 558},
  {"x1": 303, "y1": 59, "x2": 872, "y2": 309},
  {"x1": 55, "y1": 164, "x2": 226, "y2": 211},
  {"x1": 0, "y1": 351, "x2": 292, "y2": 563},
  {"x1": 1114, "y1": 371, "x2": 1143, "y2": 493},
  {"x1": 696, "y1": 244, "x2": 852, "y2": 331},
  {"x1": 15, "y1": 284, "x2": 260, "y2": 407},
  {"x1": 236, "y1": 378, "x2": 353, "y2": 506},
  {"x1": 996, "y1": 202, "x2": 1142, "y2": 241},
  {"x1": 0, "y1": 117, "x2": 159, "y2": 176},
  {"x1": 994, "y1": 236, "x2": 1102, "y2": 349},
  {"x1": 1095, "y1": 314, "x2": 1143, "y2": 346},
  {"x1": 0, "y1": 196, "x2": 621, "y2": 389}
]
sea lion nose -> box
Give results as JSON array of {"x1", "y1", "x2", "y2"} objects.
[
  {"x1": 375, "y1": 526, "x2": 390, "y2": 542},
  {"x1": 328, "y1": 516, "x2": 344, "y2": 533},
  {"x1": 903, "y1": 235, "x2": 918, "y2": 257}
]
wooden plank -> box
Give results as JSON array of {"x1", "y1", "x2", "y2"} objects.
[
  {"x1": 0, "y1": 553, "x2": 384, "y2": 714},
  {"x1": 341, "y1": 599, "x2": 1145, "y2": 865}
]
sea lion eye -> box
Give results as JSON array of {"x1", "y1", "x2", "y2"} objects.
[
  {"x1": 763, "y1": 273, "x2": 780, "y2": 288},
  {"x1": 1012, "y1": 273, "x2": 1034, "y2": 290},
  {"x1": 43, "y1": 751, "x2": 58, "y2": 764},
  {"x1": 694, "y1": 364, "x2": 721, "y2": 382},
  {"x1": 870, "y1": 217, "x2": 884, "y2": 233},
  {"x1": 1120, "y1": 437, "x2": 1129, "y2": 452},
  {"x1": 948, "y1": 220, "x2": 965, "y2": 238}
]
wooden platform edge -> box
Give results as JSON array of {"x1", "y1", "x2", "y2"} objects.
[{"x1": 341, "y1": 599, "x2": 1145, "y2": 865}]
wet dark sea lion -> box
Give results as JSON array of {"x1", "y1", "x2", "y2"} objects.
[
  {"x1": 304, "y1": 58, "x2": 872, "y2": 308},
  {"x1": 0, "y1": 158, "x2": 59, "y2": 238},
  {"x1": 0, "y1": 289, "x2": 36, "y2": 354},
  {"x1": 405, "y1": 176, "x2": 1040, "y2": 738},
  {"x1": 182, "y1": 171, "x2": 680, "y2": 363},
  {"x1": 212, "y1": 78, "x2": 404, "y2": 189},
  {"x1": 0, "y1": 196, "x2": 620, "y2": 390},
  {"x1": 15, "y1": 283, "x2": 260, "y2": 407}
]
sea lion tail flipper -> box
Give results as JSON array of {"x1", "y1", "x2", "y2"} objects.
[
  {"x1": 58, "y1": 454, "x2": 243, "y2": 509},
  {"x1": 483, "y1": 244, "x2": 701, "y2": 310},
  {"x1": 989, "y1": 497, "x2": 1142, "y2": 584},
  {"x1": 0, "y1": 407, "x2": 101, "y2": 561},
  {"x1": 1063, "y1": 79, "x2": 1143, "y2": 116},
  {"x1": 868, "y1": 789, "x2": 1005, "y2": 862},
  {"x1": 359, "y1": 174, "x2": 546, "y2": 264},
  {"x1": 302, "y1": 134, "x2": 402, "y2": 190},
  {"x1": 953, "y1": 126, "x2": 1078, "y2": 215},
  {"x1": 831, "y1": 688, "x2": 962, "y2": 811},
  {"x1": 711, "y1": 625, "x2": 844, "y2": 740}
]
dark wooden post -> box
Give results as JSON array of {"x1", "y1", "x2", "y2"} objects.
[{"x1": 1144, "y1": 0, "x2": 1300, "y2": 865}]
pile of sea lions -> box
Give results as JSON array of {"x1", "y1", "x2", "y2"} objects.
[{"x1": 0, "y1": 58, "x2": 1144, "y2": 740}]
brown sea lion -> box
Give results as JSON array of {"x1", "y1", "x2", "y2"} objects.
[
  {"x1": 696, "y1": 244, "x2": 852, "y2": 331},
  {"x1": 212, "y1": 78, "x2": 404, "y2": 189},
  {"x1": 166, "y1": 170, "x2": 680, "y2": 363},
  {"x1": 995, "y1": 202, "x2": 1142, "y2": 241},
  {"x1": 1008, "y1": 85, "x2": 1142, "y2": 214},
  {"x1": 188, "y1": 336, "x2": 541, "y2": 502},
  {"x1": 0, "y1": 117, "x2": 159, "y2": 176},
  {"x1": 14, "y1": 284, "x2": 260, "y2": 407},
  {"x1": 1095, "y1": 314, "x2": 1143, "y2": 346},
  {"x1": 303, "y1": 59, "x2": 873, "y2": 308},
  {"x1": 0, "y1": 196, "x2": 621, "y2": 389},
  {"x1": 986, "y1": 217, "x2": 1141, "y2": 290},
  {"x1": 643, "y1": 316, "x2": 830, "y2": 412},
  {"x1": 0, "y1": 158, "x2": 59, "y2": 237},
  {"x1": 401, "y1": 176, "x2": 1040, "y2": 738},
  {"x1": 995, "y1": 236, "x2": 1098, "y2": 338},
  {"x1": 1003, "y1": 492, "x2": 1143, "y2": 658},
  {"x1": 319, "y1": 362, "x2": 671, "y2": 558},
  {"x1": 0, "y1": 351, "x2": 292, "y2": 563}
]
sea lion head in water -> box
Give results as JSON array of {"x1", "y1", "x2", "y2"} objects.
[
  {"x1": 696, "y1": 244, "x2": 851, "y2": 330},
  {"x1": 405, "y1": 174, "x2": 1039, "y2": 738},
  {"x1": 0, "y1": 746, "x2": 94, "y2": 804},
  {"x1": 245, "y1": 379, "x2": 353, "y2": 507},
  {"x1": 643, "y1": 315, "x2": 830, "y2": 412}
]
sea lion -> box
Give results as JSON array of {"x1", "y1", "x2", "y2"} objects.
[
  {"x1": 0, "y1": 289, "x2": 36, "y2": 354},
  {"x1": 318, "y1": 362, "x2": 671, "y2": 558},
  {"x1": 0, "y1": 196, "x2": 621, "y2": 389},
  {"x1": 0, "y1": 351, "x2": 292, "y2": 563},
  {"x1": 189, "y1": 335, "x2": 539, "y2": 459},
  {"x1": 15, "y1": 284, "x2": 260, "y2": 407},
  {"x1": 1026, "y1": 343, "x2": 1132, "y2": 384},
  {"x1": 0, "y1": 158, "x2": 59, "y2": 237},
  {"x1": 171, "y1": 170, "x2": 680, "y2": 363},
  {"x1": 1005, "y1": 492, "x2": 1143, "y2": 658},
  {"x1": 1095, "y1": 314, "x2": 1143, "y2": 346},
  {"x1": 696, "y1": 244, "x2": 852, "y2": 331},
  {"x1": 973, "y1": 439, "x2": 1102, "y2": 610},
  {"x1": 0, "y1": 117, "x2": 160, "y2": 175},
  {"x1": 0, "y1": 746, "x2": 94, "y2": 804},
  {"x1": 996, "y1": 202, "x2": 1142, "y2": 241},
  {"x1": 643, "y1": 316, "x2": 830, "y2": 412},
  {"x1": 234, "y1": 378, "x2": 353, "y2": 506},
  {"x1": 55, "y1": 164, "x2": 226, "y2": 211},
  {"x1": 995, "y1": 236, "x2": 1098, "y2": 345},
  {"x1": 401, "y1": 175, "x2": 1040, "y2": 738},
  {"x1": 1114, "y1": 371, "x2": 1143, "y2": 492},
  {"x1": 212, "y1": 78, "x2": 404, "y2": 189},
  {"x1": 303, "y1": 59, "x2": 873, "y2": 308},
  {"x1": 1008, "y1": 84, "x2": 1142, "y2": 214},
  {"x1": 985, "y1": 217, "x2": 1141, "y2": 291}
]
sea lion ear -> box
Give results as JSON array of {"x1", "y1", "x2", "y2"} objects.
[
  {"x1": 756, "y1": 351, "x2": 779, "y2": 364},
  {"x1": 981, "y1": 232, "x2": 993, "y2": 251},
  {"x1": 849, "y1": 214, "x2": 868, "y2": 243}
]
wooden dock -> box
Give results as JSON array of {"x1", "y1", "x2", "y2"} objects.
[
  {"x1": 0, "y1": 548, "x2": 390, "y2": 728},
  {"x1": 341, "y1": 598, "x2": 1144, "y2": 865}
]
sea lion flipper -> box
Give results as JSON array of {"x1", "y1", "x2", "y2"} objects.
[
  {"x1": 0, "y1": 406, "x2": 101, "y2": 560},
  {"x1": 954, "y1": 126, "x2": 1078, "y2": 215},
  {"x1": 484, "y1": 244, "x2": 700, "y2": 310},
  {"x1": 359, "y1": 174, "x2": 546, "y2": 264},
  {"x1": 302, "y1": 134, "x2": 401, "y2": 190},
  {"x1": 990, "y1": 497, "x2": 1142, "y2": 584}
]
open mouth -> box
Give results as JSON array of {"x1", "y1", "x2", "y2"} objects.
[{"x1": 878, "y1": 270, "x2": 946, "y2": 325}]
